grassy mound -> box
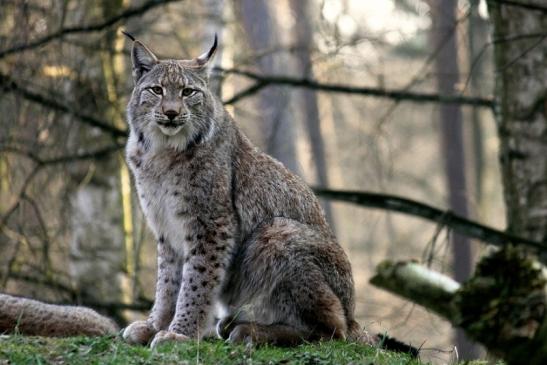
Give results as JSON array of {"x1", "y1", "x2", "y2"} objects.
[{"x1": 0, "y1": 335, "x2": 422, "y2": 365}]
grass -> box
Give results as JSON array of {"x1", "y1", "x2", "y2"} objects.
[{"x1": 0, "y1": 335, "x2": 424, "y2": 365}]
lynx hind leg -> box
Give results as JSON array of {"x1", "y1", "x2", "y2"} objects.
[
  {"x1": 219, "y1": 280, "x2": 348, "y2": 346},
  {"x1": 271, "y1": 278, "x2": 348, "y2": 341},
  {"x1": 224, "y1": 218, "x2": 352, "y2": 345}
]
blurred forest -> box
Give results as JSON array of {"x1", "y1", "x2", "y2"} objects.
[{"x1": 1, "y1": 0, "x2": 546, "y2": 363}]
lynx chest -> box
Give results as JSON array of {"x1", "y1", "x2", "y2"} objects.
[{"x1": 127, "y1": 145, "x2": 197, "y2": 254}]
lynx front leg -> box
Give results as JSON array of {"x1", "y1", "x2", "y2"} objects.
[
  {"x1": 123, "y1": 237, "x2": 183, "y2": 345},
  {"x1": 150, "y1": 234, "x2": 231, "y2": 347}
]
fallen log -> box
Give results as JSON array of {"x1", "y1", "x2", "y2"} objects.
[{"x1": 370, "y1": 247, "x2": 547, "y2": 365}]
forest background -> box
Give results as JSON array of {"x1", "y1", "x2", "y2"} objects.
[{"x1": 2, "y1": 0, "x2": 543, "y2": 363}]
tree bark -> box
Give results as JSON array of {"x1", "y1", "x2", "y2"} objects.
[
  {"x1": 488, "y1": 1, "x2": 547, "y2": 250},
  {"x1": 430, "y1": 0, "x2": 477, "y2": 358}
]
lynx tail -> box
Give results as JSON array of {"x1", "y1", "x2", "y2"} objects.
[
  {"x1": 347, "y1": 320, "x2": 420, "y2": 358},
  {"x1": 0, "y1": 293, "x2": 118, "y2": 337}
]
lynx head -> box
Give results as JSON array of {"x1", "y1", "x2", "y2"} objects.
[{"x1": 126, "y1": 35, "x2": 219, "y2": 151}]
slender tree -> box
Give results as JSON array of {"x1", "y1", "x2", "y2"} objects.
[
  {"x1": 430, "y1": 0, "x2": 478, "y2": 359},
  {"x1": 467, "y1": 0, "x2": 489, "y2": 205},
  {"x1": 236, "y1": 0, "x2": 301, "y2": 175},
  {"x1": 289, "y1": 0, "x2": 334, "y2": 226},
  {"x1": 200, "y1": 0, "x2": 225, "y2": 96}
]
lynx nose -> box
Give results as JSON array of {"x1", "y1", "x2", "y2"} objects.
[{"x1": 164, "y1": 110, "x2": 179, "y2": 121}]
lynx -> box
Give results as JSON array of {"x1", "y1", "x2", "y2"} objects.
[
  {"x1": 120, "y1": 35, "x2": 369, "y2": 348},
  {"x1": 0, "y1": 34, "x2": 414, "y2": 356}
]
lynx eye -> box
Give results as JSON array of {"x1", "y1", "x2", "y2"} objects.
[
  {"x1": 182, "y1": 88, "x2": 197, "y2": 97},
  {"x1": 150, "y1": 86, "x2": 163, "y2": 95}
]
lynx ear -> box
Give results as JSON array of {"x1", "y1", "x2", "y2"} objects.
[
  {"x1": 131, "y1": 40, "x2": 158, "y2": 83},
  {"x1": 195, "y1": 34, "x2": 218, "y2": 70}
]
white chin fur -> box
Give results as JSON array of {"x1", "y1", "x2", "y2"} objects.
[{"x1": 158, "y1": 124, "x2": 184, "y2": 136}]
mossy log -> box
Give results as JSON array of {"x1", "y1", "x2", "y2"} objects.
[{"x1": 370, "y1": 247, "x2": 547, "y2": 365}]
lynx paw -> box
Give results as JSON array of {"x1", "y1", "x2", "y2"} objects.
[
  {"x1": 150, "y1": 330, "x2": 190, "y2": 348},
  {"x1": 122, "y1": 320, "x2": 157, "y2": 345},
  {"x1": 227, "y1": 324, "x2": 255, "y2": 345},
  {"x1": 216, "y1": 316, "x2": 239, "y2": 339}
]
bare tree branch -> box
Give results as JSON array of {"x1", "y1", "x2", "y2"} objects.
[
  {"x1": 0, "y1": 0, "x2": 183, "y2": 59},
  {"x1": 488, "y1": 0, "x2": 547, "y2": 13},
  {"x1": 41, "y1": 145, "x2": 125, "y2": 165},
  {"x1": 1, "y1": 144, "x2": 124, "y2": 165},
  {"x1": 313, "y1": 188, "x2": 547, "y2": 250},
  {"x1": 220, "y1": 68, "x2": 495, "y2": 108},
  {"x1": 0, "y1": 72, "x2": 127, "y2": 138}
]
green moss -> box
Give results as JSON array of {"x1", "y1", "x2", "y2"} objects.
[
  {"x1": 454, "y1": 246, "x2": 546, "y2": 349},
  {"x1": 0, "y1": 335, "x2": 424, "y2": 365}
]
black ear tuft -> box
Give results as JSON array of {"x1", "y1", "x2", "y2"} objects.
[
  {"x1": 121, "y1": 30, "x2": 136, "y2": 42},
  {"x1": 131, "y1": 41, "x2": 158, "y2": 83},
  {"x1": 196, "y1": 34, "x2": 218, "y2": 67}
]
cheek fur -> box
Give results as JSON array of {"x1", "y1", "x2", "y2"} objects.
[
  {"x1": 140, "y1": 90, "x2": 161, "y2": 106},
  {"x1": 186, "y1": 94, "x2": 203, "y2": 107}
]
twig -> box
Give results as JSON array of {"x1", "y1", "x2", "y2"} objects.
[{"x1": 0, "y1": 0, "x2": 183, "y2": 59}]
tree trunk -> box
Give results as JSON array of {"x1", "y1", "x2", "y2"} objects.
[
  {"x1": 430, "y1": 0, "x2": 477, "y2": 358},
  {"x1": 236, "y1": 0, "x2": 301, "y2": 175},
  {"x1": 289, "y1": 0, "x2": 334, "y2": 227},
  {"x1": 488, "y1": 1, "x2": 547, "y2": 251}
]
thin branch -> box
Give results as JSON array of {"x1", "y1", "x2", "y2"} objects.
[
  {"x1": 499, "y1": 33, "x2": 547, "y2": 72},
  {"x1": 41, "y1": 145, "x2": 125, "y2": 165},
  {"x1": 222, "y1": 81, "x2": 268, "y2": 105},
  {"x1": 463, "y1": 32, "x2": 547, "y2": 95},
  {"x1": 376, "y1": 7, "x2": 472, "y2": 127},
  {"x1": 487, "y1": 0, "x2": 547, "y2": 13},
  {"x1": 7, "y1": 272, "x2": 77, "y2": 298},
  {"x1": 219, "y1": 68, "x2": 495, "y2": 108},
  {"x1": 0, "y1": 0, "x2": 183, "y2": 59},
  {"x1": 313, "y1": 188, "x2": 547, "y2": 250},
  {"x1": 0, "y1": 144, "x2": 124, "y2": 166},
  {"x1": 0, "y1": 72, "x2": 127, "y2": 138}
]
